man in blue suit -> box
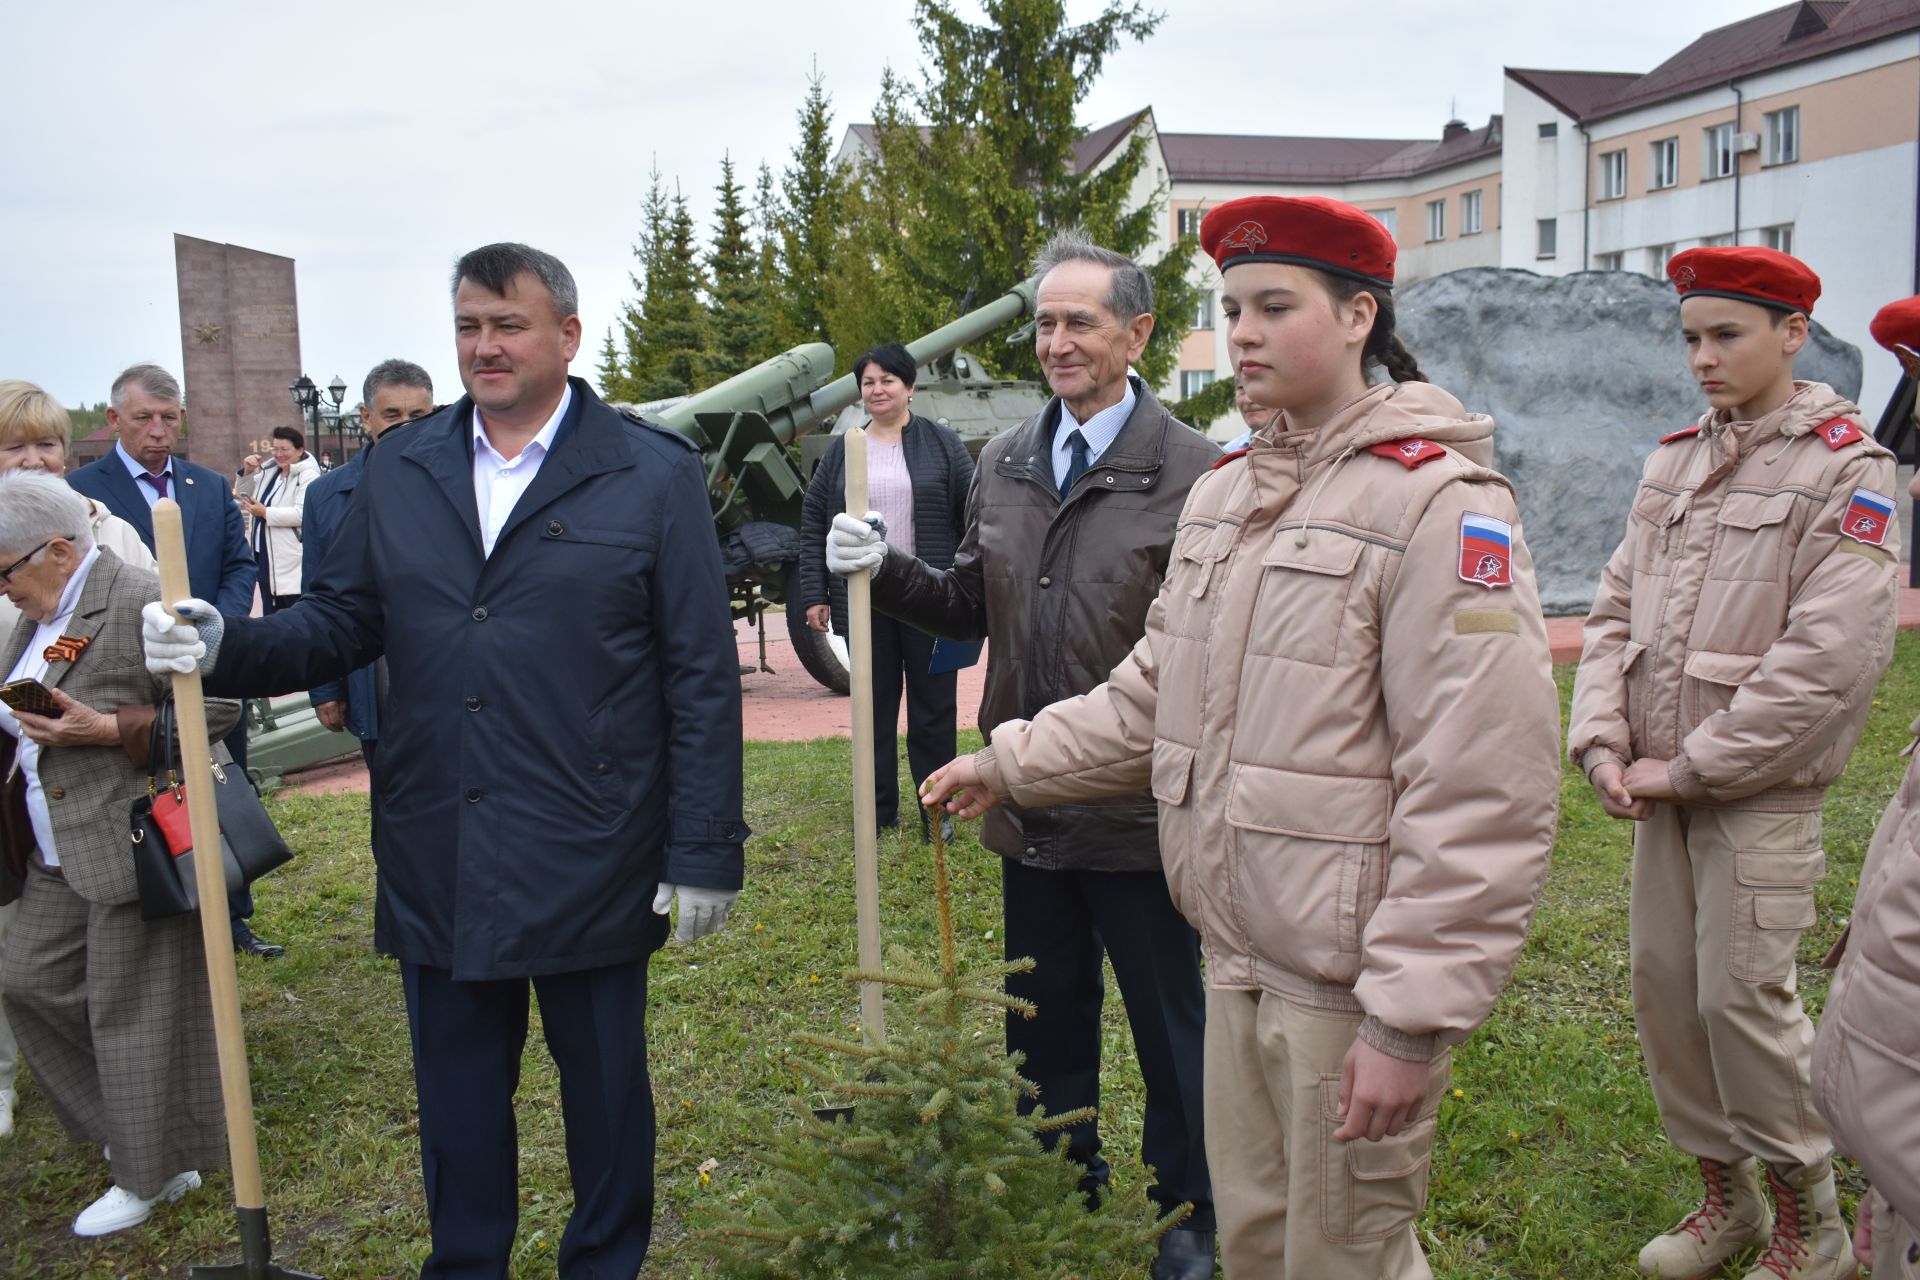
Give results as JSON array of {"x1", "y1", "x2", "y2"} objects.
[
  {"x1": 144, "y1": 243, "x2": 748, "y2": 1277},
  {"x1": 303, "y1": 358, "x2": 437, "y2": 765},
  {"x1": 67, "y1": 363, "x2": 283, "y2": 958}
]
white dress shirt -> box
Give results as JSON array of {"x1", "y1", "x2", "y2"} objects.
[
  {"x1": 1051, "y1": 380, "x2": 1137, "y2": 488},
  {"x1": 472, "y1": 385, "x2": 571, "y2": 557},
  {"x1": 0, "y1": 545, "x2": 102, "y2": 867}
]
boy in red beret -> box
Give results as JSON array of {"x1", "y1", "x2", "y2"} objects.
[{"x1": 1570, "y1": 247, "x2": 1895, "y2": 1280}]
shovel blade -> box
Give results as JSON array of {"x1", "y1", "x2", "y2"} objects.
[{"x1": 189, "y1": 1206, "x2": 322, "y2": 1280}]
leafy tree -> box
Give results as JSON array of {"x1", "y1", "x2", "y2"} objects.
[
  {"x1": 709, "y1": 154, "x2": 776, "y2": 380},
  {"x1": 701, "y1": 827, "x2": 1179, "y2": 1277},
  {"x1": 780, "y1": 64, "x2": 844, "y2": 346},
  {"x1": 854, "y1": 0, "x2": 1201, "y2": 389}
]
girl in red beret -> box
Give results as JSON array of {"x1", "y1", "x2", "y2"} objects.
[
  {"x1": 1570, "y1": 246, "x2": 1892, "y2": 1280},
  {"x1": 923, "y1": 194, "x2": 1561, "y2": 1278}
]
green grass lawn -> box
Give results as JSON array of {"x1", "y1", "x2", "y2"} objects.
[{"x1": 6, "y1": 637, "x2": 1917, "y2": 1278}]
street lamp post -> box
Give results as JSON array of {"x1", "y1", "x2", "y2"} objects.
[{"x1": 288, "y1": 373, "x2": 366, "y2": 461}]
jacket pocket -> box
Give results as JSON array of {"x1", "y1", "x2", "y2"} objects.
[
  {"x1": 1246, "y1": 534, "x2": 1365, "y2": 667},
  {"x1": 1630, "y1": 486, "x2": 1689, "y2": 573},
  {"x1": 1318, "y1": 1053, "x2": 1450, "y2": 1244},
  {"x1": 1227, "y1": 764, "x2": 1392, "y2": 972},
  {"x1": 1682, "y1": 648, "x2": 1765, "y2": 728},
  {"x1": 1152, "y1": 739, "x2": 1199, "y2": 918},
  {"x1": 1163, "y1": 518, "x2": 1225, "y2": 637},
  {"x1": 1731, "y1": 845, "x2": 1825, "y2": 984},
  {"x1": 1710, "y1": 490, "x2": 1798, "y2": 582}
]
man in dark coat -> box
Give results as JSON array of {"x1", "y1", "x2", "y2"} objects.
[
  {"x1": 144, "y1": 243, "x2": 748, "y2": 1278},
  {"x1": 302, "y1": 357, "x2": 438, "y2": 764},
  {"x1": 828, "y1": 232, "x2": 1221, "y2": 1280},
  {"x1": 66, "y1": 362, "x2": 280, "y2": 958}
]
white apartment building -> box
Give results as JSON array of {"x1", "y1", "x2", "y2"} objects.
[{"x1": 839, "y1": 0, "x2": 1920, "y2": 434}]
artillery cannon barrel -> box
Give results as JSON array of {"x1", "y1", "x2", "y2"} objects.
[
  {"x1": 648, "y1": 342, "x2": 837, "y2": 446},
  {"x1": 803, "y1": 276, "x2": 1040, "y2": 430}
]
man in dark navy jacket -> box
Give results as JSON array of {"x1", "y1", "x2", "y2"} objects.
[
  {"x1": 66, "y1": 362, "x2": 282, "y2": 958},
  {"x1": 144, "y1": 244, "x2": 748, "y2": 1277},
  {"x1": 302, "y1": 358, "x2": 438, "y2": 765}
]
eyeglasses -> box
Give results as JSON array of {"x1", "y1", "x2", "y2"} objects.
[{"x1": 0, "y1": 538, "x2": 65, "y2": 585}]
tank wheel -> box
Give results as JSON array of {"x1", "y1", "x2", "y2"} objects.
[{"x1": 782, "y1": 562, "x2": 851, "y2": 695}]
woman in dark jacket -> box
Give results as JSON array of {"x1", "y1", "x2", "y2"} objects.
[{"x1": 799, "y1": 343, "x2": 973, "y2": 839}]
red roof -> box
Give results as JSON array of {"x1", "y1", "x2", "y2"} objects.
[
  {"x1": 1510, "y1": 0, "x2": 1920, "y2": 123},
  {"x1": 846, "y1": 110, "x2": 1148, "y2": 176}
]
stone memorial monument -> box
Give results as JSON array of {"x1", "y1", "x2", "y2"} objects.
[{"x1": 174, "y1": 233, "x2": 303, "y2": 475}]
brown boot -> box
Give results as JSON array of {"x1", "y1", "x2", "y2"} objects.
[
  {"x1": 1742, "y1": 1165, "x2": 1857, "y2": 1279},
  {"x1": 1638, "y1": 1156, "x2": 1772, "y2": 1278}
]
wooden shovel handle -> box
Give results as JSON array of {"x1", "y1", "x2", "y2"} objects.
[
  {"x1": 842, "y1": 430, "x2": 885, "y2": 1045},
  {"x1": 153, "y1": 499, "x2": 265, "y2": 1209}
]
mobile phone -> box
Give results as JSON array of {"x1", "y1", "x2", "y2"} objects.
[{"x1": 0, "y1": 679, "x2": 61, "y2": 718}]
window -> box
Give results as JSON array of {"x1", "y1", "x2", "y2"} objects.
[
  {"x1": 1367, "y1": 207, "x2": 1398, "y2": 237},
  {"x1": 1461, "y1": 189, "x2": 1483, "y2": 235},
  {"x1": 1176, "y1": 207, "x2": 1203, "y2": 238},
  {"x1": 1648, "y1": 243, "x2": 1676, "y2": 276},
  {"x1": 1425, "y1": 199, "x2": 1446, "y2": 242},
  {"x1": 1763, "y1": 224, "x2": 1795, "y2": 255},
  {"x1": 1704, "y1": 122, "x2": 1736, "y2": 179},
  {"x1": 1538, "y1": 121, "x2": 1559, "y2": 140},
  {"x1": 1599, "y1": 149, "x2": 1627, "y2": 200},
  {"x1": 1192, "y1": 291, "x2": 1214, "y2": 330},
  {"x1": 1537, "y1": 218, "x2": 1558, "y2": 260},
  {"x1": 1702, "y1": 233, "x2": 1735, "y2": 247},
  {"x1": 1650, "y1": 137, "x2": 1679, "y2": 189},
  {"x1": 1179, "y1": 370, "x2": 1217, "y2": 400},
  {"x1": 1596, "y1": 251, "x2": 1624, "y2": 271},
  {"x1": 1765, "y1": 106, "x2": 1799, "y2": 165}
]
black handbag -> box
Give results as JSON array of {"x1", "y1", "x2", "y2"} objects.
[{"x1": 129, "y1": 696, "x2": 293, "y2": 921}]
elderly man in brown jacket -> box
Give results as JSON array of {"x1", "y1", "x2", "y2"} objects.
[
  {"x1": 829, "y1": 231, "x2": 1221, "y2": 1278},
  {"x1": 1812, "y1": 295, "x2": 1920, "y2": 1280},
  {"x1": 1571, "y1": 247, "x2": 1894, "y2": 1280}
]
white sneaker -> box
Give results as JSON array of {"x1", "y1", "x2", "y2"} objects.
[
  {"x1": 72, "y1": 1171, "x2": 201, "y2": 1236},
  {"x1": 0, "y1": 1087, "x2": 13, "y2": 1139}
]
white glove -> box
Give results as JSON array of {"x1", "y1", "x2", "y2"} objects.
[
  {"x1": 826, "y1": 511, "x2": 888, "y2": 577},
  {"x1": 142, "y1": 599, "x2": 224, "y2": 676},
  {"x1": 652, "y1": 882, "x2": 738, "y2": 942}
]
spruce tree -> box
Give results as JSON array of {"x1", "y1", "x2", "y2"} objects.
[
  {"x1": 754, "y1": 162, "x2": 795, "y2": 355},
  {"x1": 637, "y1": 188, "x2": 714, "y2": 401},
  {"x1": 607, "y1": 163, "x2": 673, "y2": 401},
  {"x1": 709, "y1": 154, "x2": 775, "y2": 381},
  {"x1": 854, "y1": 0, "x2": 1201, "y2": 388},
  {"x1": 701, "y1": 822, "x2": 1181, "y2": 1278},
  {"x1": 596, "y1": 328, "x2": 638, "y2": 403},
  {"x1": 781, "y1": 64, "x2": 844, "y2": 346}
]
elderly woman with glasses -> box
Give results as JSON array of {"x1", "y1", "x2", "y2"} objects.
[
  {"x1": 0, "y1": 470, "x2": 237, "y2": 1237},
  {"x1": 0, "y1": 379, "x2": 155, "y2": 1146}
]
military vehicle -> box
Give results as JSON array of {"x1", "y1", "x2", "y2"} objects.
[{"x1": 648, "y1": 276, "x2": 1046, "y2": 695}]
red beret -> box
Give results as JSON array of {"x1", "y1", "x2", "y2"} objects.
[
  {"x1": 1666, "y1": 246, "x2": 1820, "y2": 315},
  {"x1": 1875, "y1": 296, "x2": 1920, "y2": 377},
  {"x1": 1870, "y1": 295, "x2": 1920, "y2": 353},
  {"x1": 1199, "y1": 196, "x2": 1396, "y2": 288}
]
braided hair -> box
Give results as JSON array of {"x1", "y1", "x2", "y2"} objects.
[{"x1": 1319, "y1": 273, "x2": 1427, "y2": 384}]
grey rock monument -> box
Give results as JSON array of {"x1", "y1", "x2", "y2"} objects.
[
  {"x1": 174, "y1": 234, "x2": 304, "y2": 476},
  {"x1": 1398, "y1": 268, "x2": 1862, "y2": 614}
]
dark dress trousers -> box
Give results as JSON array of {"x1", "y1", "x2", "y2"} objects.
[
  {"x1": 67, "y1": 450, "x2": 262, "y2": 927},
  {"x1": 206, "y1": 378, "x2": 748, "y2": 1277}
]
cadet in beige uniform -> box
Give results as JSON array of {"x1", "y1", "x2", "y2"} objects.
[
  {"x1": 1812, "y1": 294, "x2": 1920, "y2": 1280},
  {"x1": 1570, "y1": 247, "x2": 1893, "y2": 1280},
  {"x1": 920, "y1": 196, "x2": 1561, "y2": 1279}
]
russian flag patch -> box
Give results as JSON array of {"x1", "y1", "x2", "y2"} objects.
[
  {"x1": 1458, "y1": 512, "x2": 1514, "y2": 588},
  {"x1": 1841, "y1": 487, "x2": 1895, "y2": 547}
]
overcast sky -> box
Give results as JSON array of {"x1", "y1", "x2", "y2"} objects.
[{"x1": 1, "y1": 0, "x2": 1781, "y2": 411}]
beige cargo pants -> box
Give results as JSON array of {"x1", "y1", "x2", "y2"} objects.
[
  {"x1": 1631, "y1": 804, "x2": 1833, "y2": 1172},
  {"x1": 1865, "y1": 1190, "x2": 1920, "y2": 1278},
  {"x1": 1203, "y1": 988, "x2": 1451, "y2": 1279}
]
